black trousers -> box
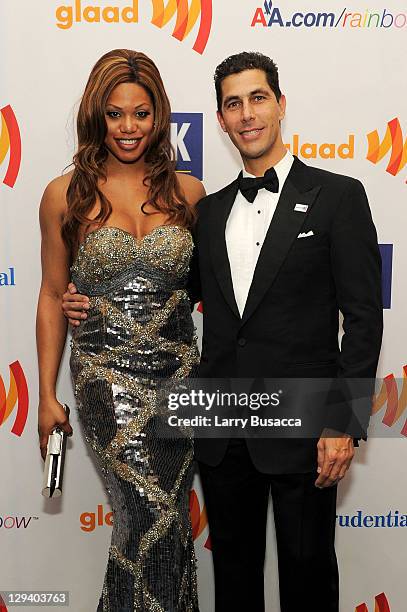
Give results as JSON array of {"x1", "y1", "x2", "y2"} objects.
[{"x1": 198, "y1": 438, "x2": 339, "y2": 612}]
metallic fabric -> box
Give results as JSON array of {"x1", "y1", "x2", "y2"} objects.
[{"x1": 69, "y1": 226, "x2": 200, "y2": 611}]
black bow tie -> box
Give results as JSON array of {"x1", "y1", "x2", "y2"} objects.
[{"x1": 238, "y1": 167, "x2": 279, "y2": 203}]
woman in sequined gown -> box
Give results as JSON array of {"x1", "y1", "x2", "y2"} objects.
[{"x1": 37, "y1": 50, "x2": 205, "y2": 611}]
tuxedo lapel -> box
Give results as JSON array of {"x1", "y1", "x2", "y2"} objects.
[
  {"x1": 241, "y1": 158, "x2": 321, "y2": 325},
  {"x1": 209, "y1": 178, "x2": 240, "y2": 318}
]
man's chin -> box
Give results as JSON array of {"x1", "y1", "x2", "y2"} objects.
[{"x1": 240, "y1": 147, "x2": 268, "y2": 161}]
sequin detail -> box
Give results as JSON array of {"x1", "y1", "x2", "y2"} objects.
[{"x1": 69, "y1": 226, "x2": 199, "y2": 611}]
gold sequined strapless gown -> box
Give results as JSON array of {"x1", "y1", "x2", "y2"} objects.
[{"x1": 69, "y1": 225, "x2": 200, "y2": 611}]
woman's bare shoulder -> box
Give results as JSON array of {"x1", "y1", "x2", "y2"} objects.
[
  {"x1": 44, "y1": 170, "x2": 73, "y2": 198},
  {"x1": 40, "y1": 171, "x2": 74, "y2": 218},
  {"x1": 176, "y1": 173, "x2": 206, "y2": 207}
]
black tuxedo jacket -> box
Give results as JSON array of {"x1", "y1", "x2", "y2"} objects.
[{"x1": 189, "y1": 157, "x2": 383, "y2": 473}]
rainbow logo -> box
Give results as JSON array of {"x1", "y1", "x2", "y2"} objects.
[
  {"x1": 189, "y1": 489, "x2": 211, "y2": 549},
  {"x1": 372, "y1": 365, "x2": 407, "y2": 436},
  {"x1": 0, "y1": 105, "x2": 21, "y2": 188},
  {"x1": 355, "y1": 591, "x2": 390, "y2": 612},
  {"x1": 150, "y1": 0, "x2": 212, "y2": 54},
  {"x1": 367, "y1": 118, "x2": 407, "y2": 182},
  {"x1": 0, "y1": 361, "x2": 29, "y2": 437}
]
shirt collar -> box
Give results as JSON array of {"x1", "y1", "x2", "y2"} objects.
[{"x1": 242, "y1": 149, "x2": 294, "y2": 194}]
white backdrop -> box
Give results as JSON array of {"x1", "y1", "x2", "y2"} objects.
[{"x1": 1, "y1": 1, "x2": 406, "y2": 611}]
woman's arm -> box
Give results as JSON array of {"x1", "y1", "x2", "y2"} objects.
[{"x1": 36, "y1": 176, "x2": 73, "y2": 459}]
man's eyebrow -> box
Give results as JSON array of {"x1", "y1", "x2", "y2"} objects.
[
  {"x1": 223, "y1": 88, "x2": 270, "y2": 106},
  {"x1": 250, "y1": 88, "x2": 270, "y2": 96}
]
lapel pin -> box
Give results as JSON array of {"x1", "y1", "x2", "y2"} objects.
[{"x1": 294, "y1": 203, "x2": 308, "y2": 213}]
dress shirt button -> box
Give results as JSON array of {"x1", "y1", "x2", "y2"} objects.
[
  {"x1": 256, "y1": 242, "x2": 260, "y2": 246},
  {"x1": 238, "y1": 338, "x2": 246, "y2": 347},
  {"x1": 258, "y1": 210, "x2": 261, "y2": 214}
]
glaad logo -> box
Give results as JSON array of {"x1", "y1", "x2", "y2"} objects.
[
  {"x1": 367, "y1": 118, "x2": 407, "y2": 183},
  {"x1": 285, "y1": 134, "x2": 354, "y2": 159},
  {"x1": 372, "y1": 365, "x2": 407, "y2": 436},
  {"x1": 355, "y1": 592, "x2": 390, "y2": 612},
  {"x1": 171, "y1": 113, "x2": 203, "y2": 180},
  {"x1": 282, "y1": 125, "x2": 405, "y2": 184},
  {"x1": 56, "y1": 0, "x2": 138, "y2": 27},
  {"x1": 56, "y1": 1, "x2": 213, "y2": 54},
  {"x1": 150, "y1": 0, "x2": 212, "y2": 54},
  {"x1": 80, "y1": 504, "x2": 113, "y2": 532},
  {"x1": 0, "y1": 105, "x2": 21, "y2": 188},
  {"x1": 0, "y1": 361, "x2": 29, "y2": 437}
]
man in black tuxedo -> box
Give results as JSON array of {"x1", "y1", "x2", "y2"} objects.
[
  {"x1": 62, "y1": 52, "x2": 383, "y2": 612},
  {"x1": 187, "y1": 52, "x2": 382, "y2": 612}
]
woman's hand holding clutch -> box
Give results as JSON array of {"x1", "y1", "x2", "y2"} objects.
[{"x1": 38, "y1": 399, "x2": 73, "y2": 461}]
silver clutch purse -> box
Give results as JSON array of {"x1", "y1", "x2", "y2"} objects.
[{"x1": 41, "y1": 404, "x2": 69, "y2": 498}]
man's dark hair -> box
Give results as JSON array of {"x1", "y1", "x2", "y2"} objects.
[{"x1": 214, "y1": 51, "x2": 282, "y2": 112}]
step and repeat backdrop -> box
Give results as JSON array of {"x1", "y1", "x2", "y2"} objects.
[{"x1": 1, "y1": 1, "x2": 406, "y2": 610}]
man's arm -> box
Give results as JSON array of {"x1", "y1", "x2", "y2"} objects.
[
  {"x1": 331, "y1": 179, "x2": 383, "y2": 379},
  {"x1": 328, "y1": 178, "x2": 383, "y2": 435},
  {"x1": 315, "y1": 179, "x2": 383, "y2": 487}
]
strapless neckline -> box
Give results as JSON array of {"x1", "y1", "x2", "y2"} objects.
[
  {"x1": 81, "y1": 224, "x2": 187, "y2": 245},
  {"x1": 72, "y1": 224, "x2": 189, "y2": 268}
]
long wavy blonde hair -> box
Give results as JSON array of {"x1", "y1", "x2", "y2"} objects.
[{"x1": 61, "y1": 49, "x2": 195, "y2": 257}]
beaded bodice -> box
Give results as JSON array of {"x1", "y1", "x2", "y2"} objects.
[{"x1": 70, "y1": 225, "x2": 193, "y2": 296}]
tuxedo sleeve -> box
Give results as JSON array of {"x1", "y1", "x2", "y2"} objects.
[{"x1": 326, "y1": 179, "x2": 383, "y2": 436}]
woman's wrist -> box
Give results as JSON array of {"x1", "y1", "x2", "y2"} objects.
[{"x1": 38, "y1": 390, "x2": 58, "y2": 403}]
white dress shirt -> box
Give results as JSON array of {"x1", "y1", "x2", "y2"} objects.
[{"x1": 226, "y1": 149, "x2": 294, "y2": 316}]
